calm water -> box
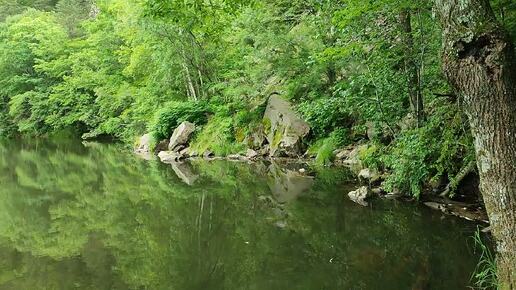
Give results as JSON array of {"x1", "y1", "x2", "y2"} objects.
[{"x1": 0, "y1": 137, "x2": 481, "y2": 290}]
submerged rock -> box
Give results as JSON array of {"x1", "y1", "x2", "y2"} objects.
[
  {"x1": 348, "y1": 186, "x2": 371, "y2": 206},
  {"x1": 169, "y1": 121, "x2": 196, "y2": 151},
  {"x1": 264, "y1": 95, "x2": 310, "y2": 157}
]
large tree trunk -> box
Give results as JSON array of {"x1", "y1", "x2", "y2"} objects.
[
  {"x1": 400, "y1": 9, "x2": 424, "y2": 126},
  {"x1": 434, "y1": 0, "x2": 516, "y2": 288}
]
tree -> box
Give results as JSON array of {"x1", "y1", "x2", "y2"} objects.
[
  {"x1": 434, "y1": 0, "x2": 516, "y2": 287},
  {"x1": 399, "y1": 8, "x2": 424, "y2": 126}
]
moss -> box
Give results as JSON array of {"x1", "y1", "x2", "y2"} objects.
[
  {"x1": 262, "y1": 117, "x2": 272, "y2": 135},
  {"x1": 272, "y1": 128, "x2": 283, "y2": 148},
  {"x1": 235, "y1": 127, "x2": 246, "y2": 143}
]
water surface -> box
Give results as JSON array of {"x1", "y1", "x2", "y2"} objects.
[{"x1": 0, "y1": 138, "x2": 480, "y2": 289}]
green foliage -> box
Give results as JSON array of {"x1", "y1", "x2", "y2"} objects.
[
  {"x1": 380, "y1": 101, "x2": 474, "y2": 198},
  {"x1": 150, "y1": 101, "x2": 209, "y2": 141},
  {"x1": 298, "y1": 98, "x2": 351, "y2": 138},
  {"x1": 308, "y1": 129, "x2": 351, "y2": 166},
  {"x1": 359, "y1": 143, "x2": 383, "y2": 170},
  {"x1": 190, "y1": 112, "x2": 244, "y2": 156}
]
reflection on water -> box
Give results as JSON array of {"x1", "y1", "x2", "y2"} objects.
[{"x1": 0, "y1": 137, "x2": 479, "y2": 290}]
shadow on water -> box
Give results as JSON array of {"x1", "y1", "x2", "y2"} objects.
[{"x1": 0, "y1": 138, "x2": 480, "y2": 290}]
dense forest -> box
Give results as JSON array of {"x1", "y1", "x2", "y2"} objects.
[{"x1": 0, "y1": 0, "x2": 515, "y2": 287}]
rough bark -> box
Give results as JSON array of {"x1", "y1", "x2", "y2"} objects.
[
  {"x1": 435, "y1": 0, "x2": 516, "y2": 288},
  {"x1": 400, "y1": 9, "x2": 424, "y2": 126}
]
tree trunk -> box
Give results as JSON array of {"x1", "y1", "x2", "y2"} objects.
[
  {"x1": 435, "y1": 0, "x2": 516, "y2": 288},
  {"x1": 400, "y1": 9, "x2": 424, "y2": 126}
]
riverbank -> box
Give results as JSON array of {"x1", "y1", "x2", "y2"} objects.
[{"x1": 135, "y1": 141, "x2": 488, "y2": 225}]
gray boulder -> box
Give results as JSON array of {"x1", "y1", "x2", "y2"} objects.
[
  {"x1": 203, "y1": 150, "x2": 214, "y2": 158},
  {"x1": 335, "y1": 149, "x2": 351, "y2": 160},
  {"x1": 263, "y1": 95, "x2": 310, "y2": 157},
  {"x1": 342, "y1": 144, "x2": 368, "y2": 174},
  {"x1": 168, "y1": 121, "x2": 196, "y2": 151},
  {"x1": 348, "y1": 186, "x2": 371, "y2": 206}
]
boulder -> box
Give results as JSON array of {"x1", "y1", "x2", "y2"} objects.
[
  {"x1": 342, "y1": 144, "x2": 368, "y2": 173},
  {"x1": 173, "y1": 144, "x2": 186, "y2": 153},
  {"x1": 246, "y1": 149, "x2": 259, "y2": 159},
  {"x1": 263, "y1": 95, "x2": 310, "y2": 157},
  {"x1": 168, "y1": 121, "x2": 196, "y2": 151},
  {"x1": 358, "y1": 168, "x2": 382, "y2": 183},
  {"x1": 371, "y1": 187, "x2": 384, "y2": 195},
  {"x1": 348, "y1": 186, "x2": 372, "y2": 206},
  {"x1": 135, "y1": 133, "x2": 152, "y2": 154},
  {"x1": 258, "y1": 145, "x2": 270, "y2": 157},
  {"x1": 154, "y1": 139, "x2": 170, "y2": 153},
  {"x1": 158, "y1": 151, "x2": 183, "y2": 163},
  {"x1": 245, "y1": 126, "x2": 267, "y2": 149}
]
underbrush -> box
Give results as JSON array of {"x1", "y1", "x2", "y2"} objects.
[
  {"x1": 189, "y1": 109, "x2": 245, "y2": 156},
  {"x1": 360, "y1": 101, "x2": 475, "y2": 198},
  {"x1": 307, "y1": 128, "x2": 351, "y2": 166},
  {"x1": 150, "y1": 101, "x2": 210, "y2": 141}
]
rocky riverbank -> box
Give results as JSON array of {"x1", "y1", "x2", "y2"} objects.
[{"x1": 134, "y1": 95, "x2": 488, "y2": 224}]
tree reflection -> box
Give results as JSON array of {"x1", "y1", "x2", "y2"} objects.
[{"x1": 0, "y1": 139, "x2": 479, "y2": 290}]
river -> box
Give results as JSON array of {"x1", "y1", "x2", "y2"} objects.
[{"x1": 0, "y1": 137, "x2": 481, "y2": 289}]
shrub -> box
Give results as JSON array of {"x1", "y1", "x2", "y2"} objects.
[
  {"x1": 297, "y1": 97, "x2": 352, "y2": 138},
  {"x1": 308, "y1": 128, "x2": 352, "y2": 166},
  {"x1": 380, "y1": 102, "x2": 474, "y2": 198},
  {"x1": 190, "y1": 113, "x2": 244, "y2": 156},
  {"x1": 150, "y1": 101, "x2": 209, "y2": 141}
]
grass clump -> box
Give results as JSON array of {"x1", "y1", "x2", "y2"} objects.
[
  {"x1": 470, "y1": 229, "x2": 498, "y2": 290},
  {"x1": 308, "y1": 128, "x2": 351, "y2": 166}
]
